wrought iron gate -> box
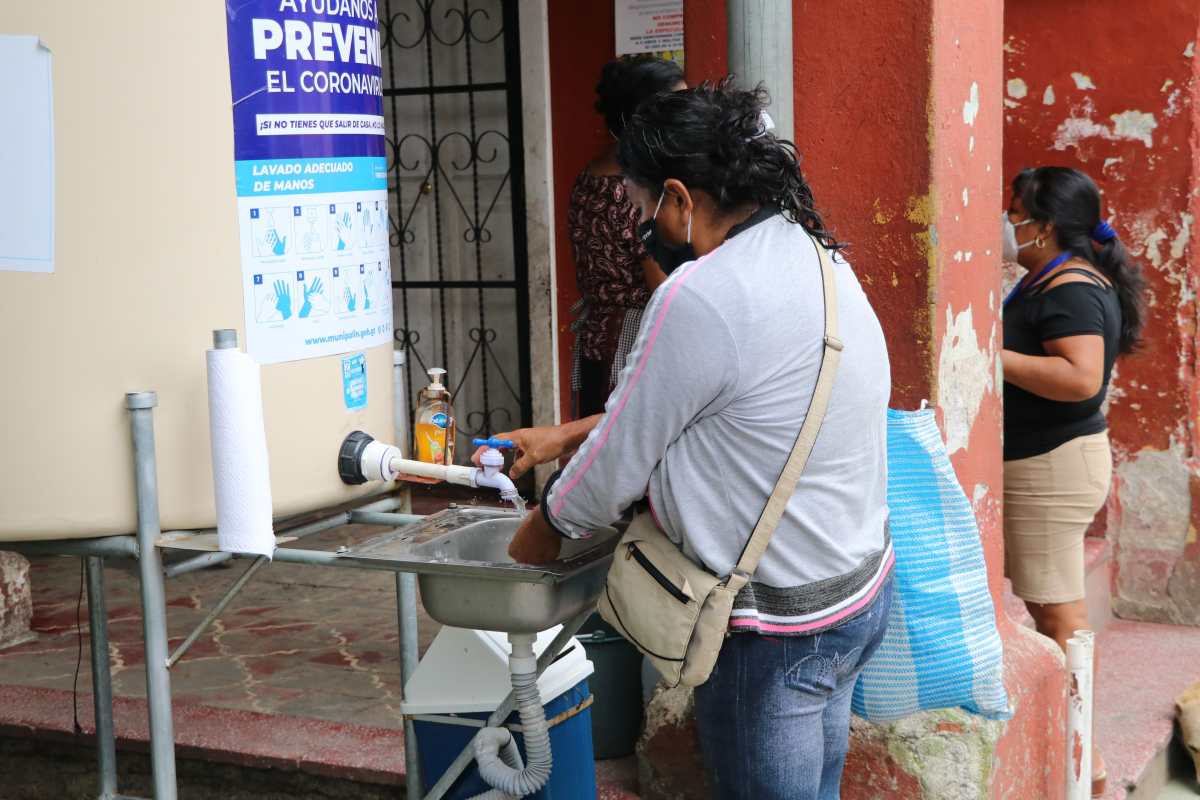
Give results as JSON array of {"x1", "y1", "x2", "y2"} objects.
[{"x1": 381, "y1": 0, "x2": 531, "y2": 456}]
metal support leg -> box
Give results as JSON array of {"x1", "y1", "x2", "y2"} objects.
[
  {"x1": 163, "y1": 551, "x2": 233, "y2": 578},
  {"x1": 167, "y1": 556, "x2": 268, "y2": 668},
  {"x1": 86, "y1": 556, "x2": 118, "y2": 799},
  {"x1": 421, "y1": 608, "x2": 594, "y2": 800},
  {"x1": 126, "y1": 392, "x2": 177, "y2": 800},
  {"x1": 396, "y1": 573, "x2": 423, "y2": 798}
]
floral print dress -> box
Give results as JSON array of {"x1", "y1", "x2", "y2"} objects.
[{"x1": 567, "y1": 172, "x2": 651, "y2": 394}]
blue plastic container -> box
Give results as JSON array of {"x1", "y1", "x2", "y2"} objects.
[{"x1": 413, "y1": 679, "x2": 597, "y2": 799}]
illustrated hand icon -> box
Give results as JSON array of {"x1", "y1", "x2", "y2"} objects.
[
  {"x1": 266, "y1": 228, "x2": 287, "y2": 256},
  {"x1": 344, "y1": 285, "x2": 357, "y2": 312},
  {"x1": 273, "y1": 280, "x2": 293, "y2": 320},
  {"x1": 336, "y1": 212, "x2": 352, "y2": 250},
  {"x1": 363, "y1": 282, "x2": 371, "y2": 310},
  {"x1": 299, "y1": 277, "x2": 324, "y2": 318}
]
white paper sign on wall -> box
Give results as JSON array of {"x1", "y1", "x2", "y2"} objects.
[
  {"x1": 0, "y1": 35, "x2": 54, "y2": 274},
  {"x1": 615, "y1": 0, "x2": 684, "y2": 63}
]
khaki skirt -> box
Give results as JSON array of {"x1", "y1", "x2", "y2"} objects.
[{"x1": 1003, "y1": 431, "x2": 1112, "y2": 604}]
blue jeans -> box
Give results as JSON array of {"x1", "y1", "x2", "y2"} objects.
[{"x1": 694, "y1": 575, "x2": 894, "y2": 800}]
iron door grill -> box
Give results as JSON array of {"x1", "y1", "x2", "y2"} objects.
[{"x1": 381, "y1": 0, "x2": 532, "y2": 458}]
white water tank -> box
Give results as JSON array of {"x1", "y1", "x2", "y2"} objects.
[{"x1": 0, "y1": 3, "x2": 398, "y2": 540}]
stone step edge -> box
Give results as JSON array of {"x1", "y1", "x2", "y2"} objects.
[{"x1": 0, "y1": 683, "x2": 637, "y2": 796}]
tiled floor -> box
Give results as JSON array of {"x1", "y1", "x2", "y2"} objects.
[
  {"x1": 0, "y1": 521, "x2": 441, "y2": 732},
  {"x1": 0, "y1": 488, "x2": 641, "y2": 796}
]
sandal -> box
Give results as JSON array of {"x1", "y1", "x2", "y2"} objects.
[{"x1": 1091, "y1": 750, "x2": 1107, "y2": 797}]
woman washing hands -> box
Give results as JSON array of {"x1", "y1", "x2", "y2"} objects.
[
  {"x1": 471, "y1": 417, "x2": 599, "y2": 564},
  {"x1": 475, "y1": 82, "x2": 893, "y2": 799}
]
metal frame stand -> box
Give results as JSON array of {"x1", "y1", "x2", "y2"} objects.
[
  {"x1": 3, "y1": 392, "x2": 587, "y2": 800},
  {"x1": 85, "y1": 556, "x2": 118, "y2": 799},
  {"x1": 126, "y1": 392, "x2": 178, "y2": 799}
]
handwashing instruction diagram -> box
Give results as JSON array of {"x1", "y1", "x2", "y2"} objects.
[
  {"x1": 294, "y1": 205, "x2": 325, "y2": 254},
  {"x1": 226, "y1": 1, "x2": 392, "y2": 365}
]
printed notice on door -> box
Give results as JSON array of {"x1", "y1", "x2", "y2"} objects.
[
  {"x1": 615, "y1": 0, "x2": 684, "y2": 66},
  {"x1": 225, "y1": 0, "x2": 393, "y2": 365}
]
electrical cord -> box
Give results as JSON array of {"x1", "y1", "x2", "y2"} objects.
[{"x1": 72, "y1": 559, "x2": 84, "y2": 736}]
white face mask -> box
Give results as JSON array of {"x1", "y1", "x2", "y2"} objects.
[{"x1": 1001, "y1": 213, "x2": 1035, "y2": 262}]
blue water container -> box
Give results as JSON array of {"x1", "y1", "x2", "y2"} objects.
[
  {"x1": 401, "y1": 627, "x2": 598, "y2": 800},
  {"x1": 413, "y1": 680, "x2": 596, "y2": 799}
]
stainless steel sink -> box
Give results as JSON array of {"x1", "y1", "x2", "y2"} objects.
[{"x1": 339, "y1": 507, "x2": 620, "y2": 633}]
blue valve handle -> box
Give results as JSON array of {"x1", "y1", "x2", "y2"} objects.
[{"x1": 473, "y1": 437, "x2": 515, "y2": 449}]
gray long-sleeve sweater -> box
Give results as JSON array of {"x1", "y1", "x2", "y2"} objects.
[{"x1": 545, "y1": 210, "x2": 893, "y2": 635}]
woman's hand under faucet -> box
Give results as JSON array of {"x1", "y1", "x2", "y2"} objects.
[
  {"x1": 508, "y1": 509, "x2": 563, "y2": 564},
  {"x1": 471, "y1": 415, "x2": 603, "y2": 480}
]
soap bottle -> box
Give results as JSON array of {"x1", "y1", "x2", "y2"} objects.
[{"x1": 413, "y1": 367, "x2": 455, "y2": 467}]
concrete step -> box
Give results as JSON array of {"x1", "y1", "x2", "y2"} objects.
[
  {"x1": 1094, "y1": 619, "x2": 1200, "y2": 799},
  {"x1": 0, "y1": 683, "x2": 640, "y2": 798},
  {"x1": 597, "y1": 755, "x2": 642, "y2": 799},
  {"x1": 1149, "y1": 732, "x2": 1198, "y2": 798},
  {"x1": 1003, "y1": 537, "x2": 1113, "y2": 634}
]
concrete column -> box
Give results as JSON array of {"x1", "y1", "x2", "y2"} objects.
[
  {"x1": 794, "y1": 1, "x2": 1066, "y2": 796},
  {"x1": 519, "y1": 0, "x2": 561, "y2": 489},
  {"x1": 727, "y1": 0, "x2": 794, "y2": 140},
  {"x1": 0, "y1": 553, "x2": 32, "y2": 648},
  {"x1": 1004, "y1": 2, "x2": 1200, "y2": 628}
]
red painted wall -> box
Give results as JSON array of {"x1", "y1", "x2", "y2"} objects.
[
  {"x1": 547, "y1": 1, "x2": 615, "y2": 422},
  {"x1": 548, "y1": 2, "x2": 729, "y2": 422},
  {"x1": 1004, "y1": 0, "x2": 1200, "y2": 625},
  {"x1": 792, "y1": 0, "x2": 936, "y2": 409},
  {"x1": 683, "y1": 2, "x2": 727, "y2": 86}
]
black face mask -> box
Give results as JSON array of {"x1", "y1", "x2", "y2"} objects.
[{"x1": 637, "y1": 191, "x2": 695, "y2": 275}]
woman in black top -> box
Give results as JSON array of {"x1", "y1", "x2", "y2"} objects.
[{"x1": 1001, "y1": 166, "x2": 1146, "y2": 797}]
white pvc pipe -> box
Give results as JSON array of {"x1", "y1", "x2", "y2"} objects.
[
  {"x1": 389, "y1": 456, "x2": 478, "y2": 488},
  {"x1": 1065, "y1": 630, "x2": 1095, "y2": 800}
]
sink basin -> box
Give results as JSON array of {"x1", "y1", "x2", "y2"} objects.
[{"x1": 340, "y1": 507, "x2": 620, "y2": 633}]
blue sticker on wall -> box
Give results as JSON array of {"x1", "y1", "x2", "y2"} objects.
[{"x1": 342, "y1": 352, "x2": 367, "y2": 411}]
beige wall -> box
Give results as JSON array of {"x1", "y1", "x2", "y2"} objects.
[{"x1": 0, "y1": 3, "x2": 395, "y2": 539}]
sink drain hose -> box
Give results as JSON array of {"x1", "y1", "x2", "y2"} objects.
[{"x1": 470, "y1": 635, "x2": 553, "y2": 798}]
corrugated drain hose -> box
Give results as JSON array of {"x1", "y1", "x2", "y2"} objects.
[{"x1": 469, "y1": 634, "x2": 553, "y2": 799}]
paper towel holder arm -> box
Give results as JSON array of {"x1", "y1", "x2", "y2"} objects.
[{"x1": 213, "y1": 329, "x2": 238, "y2": 350}]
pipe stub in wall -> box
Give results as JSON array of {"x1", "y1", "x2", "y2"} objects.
[{"x1": 125, "y1": 392, "x2": 158, "y2": 410}]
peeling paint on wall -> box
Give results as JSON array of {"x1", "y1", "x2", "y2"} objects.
[
  {"x1": 1070, "y1": 72, "x2": 1097, "y2": 90},
  {"x1": 963, "y1": 81, "x2": 981, "y2": 126},
  {"x1": 1170, "y1": 213, "x2": 1193, "y2": 260},
  {"x1": 1006, "y1": 78, "x2": 1028, "y2": 99},
  {"x1": 1111, "y1": 111, "x2": 1159, "y2": 147},
  {"x1": 1115, "y1": 444, "x2": 1191, "y2": 550},
  {"x1": 1043, "y1": 85, "x2": 1056, "y2": 105},
  {"x1": 1053, "y1": 106, "x2": 1159, "y2": 150},
  {"x1": 938, "y1": 305, "x2": 994, "y2": 454}
]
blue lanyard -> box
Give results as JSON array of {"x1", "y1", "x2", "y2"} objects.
[{"x1": 1002, "y1": 252, "x2": 1072, "y2": 308}]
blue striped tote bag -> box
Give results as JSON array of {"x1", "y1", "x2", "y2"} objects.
[{"x1": 851, "y1": 408, "x2": 1011, "y2": 722}]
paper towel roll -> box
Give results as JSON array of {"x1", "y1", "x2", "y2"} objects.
[{"x1": 206, "y1": 346, "x2": 275, "y2": 558}]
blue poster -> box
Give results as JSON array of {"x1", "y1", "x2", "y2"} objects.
[{"x1": 226, "y1": 1, "x2": 393, "y2": 365}]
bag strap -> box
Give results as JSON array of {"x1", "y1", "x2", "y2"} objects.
[{"x1": 727, "y1": 233, "x2": 843, "y2": 592}]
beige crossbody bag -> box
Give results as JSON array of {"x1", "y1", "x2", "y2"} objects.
[{"x1": 597, "y1": 233, "x2": 842, "y2": 688}]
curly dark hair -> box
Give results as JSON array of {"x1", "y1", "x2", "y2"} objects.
[
  {"x1": 1012, "y1": 167, "x2": 1146, "y2": 354},
  {"x1": 594, "y1": 55, "x2": 685, "y2": 138},
  {"x1": 617, "y1": 78, "x2": 841, "y2": 251}
]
